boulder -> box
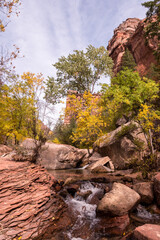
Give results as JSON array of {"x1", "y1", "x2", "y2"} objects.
[
  {"x1": 133, "y1": 224, "x2": 160, "y2": 240},
  {"x1": 64, "y1": 177, "x2": 77, "y2": 186},
  {"x1": 154, "y1": 173, "x2": 160, "y2": 207},
  {"x1": 22, "y1": 139, "x2": 88, "y2": 169},
  {"x1": 87, "y1": 188, "x2": 104, "y2": 205},
  {"x1": 133, "y1": 182, "x2": 154, "y2": 204},
  {"x1": 88, "y1": 156, "x2": 114, "y2": 171},
  {"x1": 66, "y1": 184, "x2": 80, "y2": 196},
  {"x1": 88, "y1": 151, "x2": 103, "y2": 161},
  {"x1": 77, "y1": 190, "x2": 92, "y2": 200},
  {"x1": 93, "y1": 121, "x2": 147, "y2": 169},
  {"x1": 0, "y1": 158, "x2": 71, "y2": 240},
  {"x1": 96, "y1": 214, "x2": 130, "y2": 236},
  {"x1": 91, "y1": 165, "x2": 113, "y2": 173},
  {"x1": 97, "y1": 182, "x2": 140, "y2": 216},
  {"x1": 0, "y1": 144, "x2": 12, "y2": 156}
]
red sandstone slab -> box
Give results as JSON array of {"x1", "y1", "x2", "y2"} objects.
[{"x1": 134, "y1": 224, "x2": 160, "y2": 240}]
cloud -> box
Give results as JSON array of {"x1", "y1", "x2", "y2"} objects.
[
  {"x1": 1, "y1": 0, "x2": 147, "y2": 123},
  {"x1": 2, "y1": 0, "x2": 146, "y2": 76}
]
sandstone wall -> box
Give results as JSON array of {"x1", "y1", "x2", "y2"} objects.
[{"x1": 107, "y1": 18, "x2": 157, "y2": 76}]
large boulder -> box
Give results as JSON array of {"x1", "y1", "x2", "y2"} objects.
[
  {"x1": 93, "y1": 121, "x2": 147, "y2": 169},
  {"x1": 39, "y1": 142, "x2": 88, "y2": 169},
  {"x1": 133, "y1": 224, "x2": 160, "y2": 240},
  {"x1": 97, "y1": 182, "x2": 140, "y2": 216},
  {"x1": 154, "y1": 173, "x2": 160, "y2": 207},
  {"x1": 21, "y1": 139, "x2": 88, "y2": 169},
  {"x1": 133, "y1": 182, "x2": 154, "y2": 204}
]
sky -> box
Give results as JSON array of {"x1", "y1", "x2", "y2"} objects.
[{"x1": 1, "y1": 0, "x2": 147, "y2": 125}]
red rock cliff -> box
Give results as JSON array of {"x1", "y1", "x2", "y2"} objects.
[{"x1": 107, "y1": 18, "x2": 157, "y2": 75}]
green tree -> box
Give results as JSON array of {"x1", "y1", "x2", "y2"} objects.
[
  {"x1": 101, "y1": 69, "x2": 159, "y2": 129},
  {"x1": 142, "y1": 0, "x2": 160, "y2": 62},
  {"x1": 146, "y1": 63, "x2": 160, "y2": 82},
  {"x1": 53, "y1": 118, "x2": 77, "y2": 146},
  {"x1": 45, "y1": 45, "x2": 113, "y2": 104},
  {"x1": 120, "y1": 48, "x2": 137, "y2": 71}
]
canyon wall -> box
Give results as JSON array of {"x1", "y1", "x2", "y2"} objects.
[{"x1": 107, "y1": 18, "x2": 157, "y2": 75}]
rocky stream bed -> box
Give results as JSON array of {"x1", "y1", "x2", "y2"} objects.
[
  {"x1": 0, "y1": 140, "x2": 160, "y2": 240},
  {"x1": 0, "y1": 156, "x2": 160, "y2": 240}
]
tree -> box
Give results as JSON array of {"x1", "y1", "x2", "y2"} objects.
[
  {"x1": 100, "y1": 69, "x2": 159, "y2": 130},
  {"x1": 120, "y1": 48, "x2": 137, "y2": 71},
  {"x1": 53, "y1": 117, "x2": 77, "y2": 146},
  {"x1": 137, "y1": 103, "x2": 160, "y2": 156},
  {"x1": 45, "y1": 45, "x2": 113, "y2": 104},
  {"x1": 142, "y1": 0, "x2": 160, "y2": 62},
  {"x1": 146, "y1": 63, "x2": 160, "y2": 82},
  {"x1": 0, "y1": 1, "x2": 21, "y2": 86},
  {"x1": 0, "y1": 0, "x2": 21, "y2": 32},
  {"x1": 65, "y1": 91, "x2": 106, "y2": 152},
  {"x1": 0, "y1": 72, "x2": 47, "y2": 144},
  {"x1": 0, "y1": 45, "x2": 21, "y2": 86}
]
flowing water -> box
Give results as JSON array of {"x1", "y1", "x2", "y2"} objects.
[
  {"x1": 48, "y1": 169, "x2": 160, "y2": 240},
  {"x1": 131, "y1": 204, "x2": 160, "y2": 224},
  {"x1": 63, "y1": 181, "x2": 103, "y2": 240}
]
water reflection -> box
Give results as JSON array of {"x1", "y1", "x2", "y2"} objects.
[{"x1": 47, "y1": 168, "x2": 90, "y2": 181}]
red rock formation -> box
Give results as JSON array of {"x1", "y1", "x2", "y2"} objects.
[
  {"x1": 107, "y1": 18, "x2": 157, "y2": 75},
  {"x1": 0, "y1": 158, "x2": 71, "y2": 240}
]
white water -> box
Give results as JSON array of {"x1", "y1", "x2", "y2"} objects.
[{"x1": 65, "y1": 181, "x2": 101, "y2": 240}]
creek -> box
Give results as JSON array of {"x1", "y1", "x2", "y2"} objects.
[
  {"x1": 47, "y1": 168, "x2": 90, "y2": 181},
  {"x1": 48, "y1": 168, "x2": 160, "y2": 240}
]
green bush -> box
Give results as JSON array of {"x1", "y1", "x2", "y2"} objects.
[{"x1": 53, "y1": 118, "x2": 77, "y2": 146}]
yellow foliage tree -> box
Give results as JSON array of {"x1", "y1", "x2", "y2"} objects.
[
  {"x1": 65, "y1": 91, "x2": 106, "y2": 152},
  {"x1": 137, "y1": 103, "x2": 160, "y2": 155},
  {"x1": 0, "y1": 72, "x2": 45, "y2": 144}
]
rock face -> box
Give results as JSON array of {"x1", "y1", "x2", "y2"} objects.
[
  {"x1": 154, "y1": 173, "x2": 160, "y2": 207},
  {"x1": 0, "y1": 158, "x2": 71, "y2": 240},
  {"x1": 107, "y1": 18, "x2": 157, "y2": 75},
  {"x1": 97, "y1": 182, "x2": 140, "y2": 216},
  {"x1": 93, "y1": 121, "x2": 147, "y2": 169},
  {"x1": 133, "y1": 182, "x2": 154, "y2": 204},
  {"x1": 133, "y1": 224, "x2": 160, "y2": 240}
]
